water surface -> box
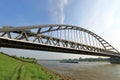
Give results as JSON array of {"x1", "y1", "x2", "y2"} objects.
[{"x1": 38, "y1": 61, "x2": 120, "y2": 80}]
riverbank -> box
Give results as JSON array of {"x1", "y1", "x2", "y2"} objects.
[{"x1": 0, "y1": 52, "x2": 70, "y2": 80}]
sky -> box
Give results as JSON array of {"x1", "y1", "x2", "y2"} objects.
[{"x1": 0, "y1": 0, "x2": 120, "y2": 59}]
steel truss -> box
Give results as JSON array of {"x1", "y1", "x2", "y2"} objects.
[{"x1": 0, "y1": 24, "x2": 119, "y2": 56}]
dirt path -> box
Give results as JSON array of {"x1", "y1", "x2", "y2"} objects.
[{"x1": 17, "y1": 64, "x2": 23, "y2": 80}]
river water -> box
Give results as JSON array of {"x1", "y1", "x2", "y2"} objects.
[{"x1": 38, "y1": 61, "x2": 120, "y2": 80}]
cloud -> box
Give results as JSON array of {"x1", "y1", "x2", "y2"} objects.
[
  {"x1": 102, "y1": 10, "x2": 114, "y2": 28},
  {"x1": 110, "y1": 33, "x2": 120, "y2": 51},
  {"x1": 87, "y1": 0, "x2": 120, "y2": 29},
  {"x1": 84, "y1": 0, "x2": 120, "y2": 51},
  {"x1": 49, "y1": 0, "x2": 69, "y2": 24},
  {"x1": 58, "y1": 0, "x2": 69, "y2": 23}
]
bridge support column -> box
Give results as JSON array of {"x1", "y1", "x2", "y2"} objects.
[{"x1": 110, "y1": 56, "x2": 120, "y2": 64}]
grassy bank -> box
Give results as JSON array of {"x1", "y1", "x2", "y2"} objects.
[{"x1": 0, "y1": 52, "x2": 60, "y2": 80}]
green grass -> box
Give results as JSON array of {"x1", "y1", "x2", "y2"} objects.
[{"x1": 0, "y1": 52, "x2": 59, "y2": 80}]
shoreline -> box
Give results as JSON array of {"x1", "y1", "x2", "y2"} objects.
[{"x1": 38, "y1": 63, "x2": 71, "y2": 80}]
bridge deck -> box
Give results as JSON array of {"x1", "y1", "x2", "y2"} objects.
[{"x1": 0, "y1": 37, "x2": 119, "y2": 57}]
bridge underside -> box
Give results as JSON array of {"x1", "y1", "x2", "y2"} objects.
[{"x1": 0, "y1": 38, "x2": 117, "y2": 57}]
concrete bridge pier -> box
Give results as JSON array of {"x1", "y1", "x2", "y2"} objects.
[{"x1": 110, "y1": 56, "x2": 120, "y2": 64}]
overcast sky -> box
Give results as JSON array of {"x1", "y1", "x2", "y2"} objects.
[{"x1": 0, "y1": 0, "x2": 120, "y2": 59}]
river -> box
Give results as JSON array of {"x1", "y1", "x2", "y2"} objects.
[{"x1": 38, "y1": 61, "x2": 120, "y2": 80}]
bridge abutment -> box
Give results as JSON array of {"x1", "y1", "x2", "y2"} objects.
[{"x1": 110, "y1": 56, "x2": 120, "y2": 64}]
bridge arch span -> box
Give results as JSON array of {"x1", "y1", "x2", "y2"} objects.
[{"x1": 0, "y1": 24, "x2": 119, "y2": 56}]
